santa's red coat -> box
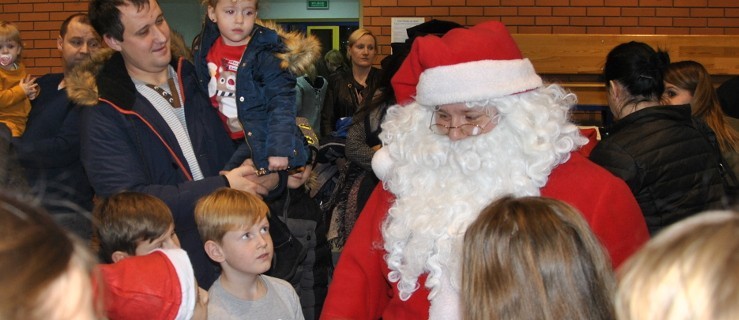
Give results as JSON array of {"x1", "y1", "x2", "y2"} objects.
[{"x1": 321, "y1": 152, "x2": 649, "y2": 320}]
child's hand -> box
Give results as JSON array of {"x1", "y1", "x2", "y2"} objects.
[
  {"x1": 21, "y1": 75, "x2": 39, "y2": 100},
  {"x1": 268, "y1": 156, "x2": 288, "y2": 172}
]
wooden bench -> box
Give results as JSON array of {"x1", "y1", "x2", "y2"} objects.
[{"x1": 512, "y1": 34, "x2": 739, "y2": 125}]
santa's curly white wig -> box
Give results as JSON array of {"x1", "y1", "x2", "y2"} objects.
[{"x1": 377, "y1": 84, "x2": 587, "y2": 301}]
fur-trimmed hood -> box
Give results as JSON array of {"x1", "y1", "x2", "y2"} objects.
[
  {"x1": 259, "y1": 19, "x2": 321, "y2": 76},
  {"x1": 66, "y1": 47, "x2": 115, "y2": 107}
]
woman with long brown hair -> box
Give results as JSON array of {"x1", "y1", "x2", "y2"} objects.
[{"x1": 663, "y1": 60, "x2": 739, "y2": 177}]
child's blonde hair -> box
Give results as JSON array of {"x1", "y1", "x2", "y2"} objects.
[
  {"x1": 93, "y1": 191, "x2": 174, "y2": 263},
  {"x1": 345, "y1": 28, "x2": 376, "y2": 60},
  {"x1": 0, "y1": 21, "x2": 21, "y2": 45},
  {"x1": 616, "y1": 210, "x2": 739, "y2": 320},
  {"x1": 194, "y1": 188, "x2": 270, "y2": 243},
  {"x1": 201, "y1": 0, "x2": 259, "y2": 10},
  {"x1": 0, "y1": 21, "x2": 22, "y2": 61}
]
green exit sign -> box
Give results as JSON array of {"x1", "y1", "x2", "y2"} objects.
[{"x1": 307, "y1": 0, "x2": 328, "y2": 9}]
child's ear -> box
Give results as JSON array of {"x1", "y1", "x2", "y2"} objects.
[
  {"x1": 204, "y1": 240, "x2": 225, "y2": 263},
  {"x1": 207, "y1": 6, "x2": 217, "y2": 23},
  {"x1": 111, "y1": 251, "x2": 130, "y2": 263}
]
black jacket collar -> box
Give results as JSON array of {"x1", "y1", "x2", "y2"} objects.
[{"x1": 97, "y1": 52, "x2": 184, "y2": 110}]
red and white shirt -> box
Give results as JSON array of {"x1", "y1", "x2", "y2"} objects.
[{"x1": 206, "y1": 37, "x2": 247, "y2": 140}]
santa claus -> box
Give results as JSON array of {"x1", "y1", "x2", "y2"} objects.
[{"x1": 321, "y1": 21, "x2": 649, "y2": 320}]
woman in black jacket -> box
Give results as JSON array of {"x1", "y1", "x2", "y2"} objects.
[
  {"x1": 320, "y1": 28, "x2": 382, "y2": 138},
  {"x1": 589, "y1": 41, "x2": 725, "y2": 235}
]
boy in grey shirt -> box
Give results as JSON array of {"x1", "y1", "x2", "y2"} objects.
[{"x1": 196, "y1": 188, "x2": 304, "y2": 319}]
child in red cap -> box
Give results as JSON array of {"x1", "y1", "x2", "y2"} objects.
[
  {"x1": 100, "y1": 248, "x2": 208, "y2": 320},
  {"x1": 93, "y1": 191, "x2": 181, "y2": 263}
]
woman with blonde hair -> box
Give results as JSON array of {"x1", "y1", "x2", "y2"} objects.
[
  {"x1": 320, "y1": 28, "x2": 382, "y2": 138},
  {"x1": 0, "y1": 190, "x2": 101, "y2": 319},
  {"x1": 319, "y1": 28, "x2": 384, "y2": 257},
  {"x1": 616, "y1": 210, "x2": 739, "y2": 320},
  {"x1": 663, "y1": 60, "x2": 739, "y2": 177},
  {"x1": 462, "y1": 196, "x2": 616, "y2": 320}
]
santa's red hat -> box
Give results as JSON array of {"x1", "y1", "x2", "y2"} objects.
[
  {"x1": 391, "y1": 21, "x2": 542, "y2": 106},
  {"x1": 100, "y1": 249, "x2": 196, "y2": 320}
]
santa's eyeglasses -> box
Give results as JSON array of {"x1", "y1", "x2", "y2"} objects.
[{"x1": 429, "y1": 113, "x2": 499, "y2": 136}]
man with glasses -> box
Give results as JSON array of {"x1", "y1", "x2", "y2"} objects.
[
  {"x1": 427, "y1": 105, "x2": 500, "y2": 138},
  {"x1": 322, "y1": 21, "x2": 649, "y2": 320}
]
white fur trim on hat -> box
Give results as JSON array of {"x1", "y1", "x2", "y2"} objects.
[
  {"x1": 159, "y1": 249, "x2": 197, "y2": 320},
  {"x1": 416, "y1": 59, "x2": 542, "y2": 107}
]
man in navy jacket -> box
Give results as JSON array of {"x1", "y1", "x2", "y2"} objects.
[{"x1": 79, "y1": 0, "x2": 281, "y2": 288}]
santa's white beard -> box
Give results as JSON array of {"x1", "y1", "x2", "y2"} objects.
[{"x1": 379, "y1": 87, "x2": 586, "y2": 306}]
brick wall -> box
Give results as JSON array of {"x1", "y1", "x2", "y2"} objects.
[
  {"x1": 363, "y1": 0, "x2": 739, "y2": 61},
  {"x1": 4, "y1": 0, "x2": 739, "y2": 75},
  {"x1": 2, "y1": 0, "x2": 89, "y2": 75}
]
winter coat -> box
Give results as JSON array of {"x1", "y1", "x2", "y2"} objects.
[
  {"x1": 14, "y1": 73, "x2": 94, "y2": 232},
  {"x1": 590, "y1": 105, "x2": 725, "y2": 235},
  {"x1": 295, "y1": 75, "x2": 327, "y2": 135},
  {"x1": 327, "y1": 103, "x2": 388, "y2": 250},
  {"x1": 193, "y1": 20, "x2": 321, "y2": 172},
  {"x1": 68, "y1": 48, "x2": 236, "y2": 288},
  {"x1": 268, "y1": 187, "x2": 331, "y2": 320},
  {"x1": 0, "y1": 63, "x2": 32, "y2": 137},
  {"x1": 321, "y1": 67, "x2": 382, "y2": 138}
]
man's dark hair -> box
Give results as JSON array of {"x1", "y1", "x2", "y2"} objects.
[
  {"x1": 59, "y1": 13, "x2": 91, "y2": 37},
  {"x1": 88, "y1": 0, "x2": 151, "y2": 41}
]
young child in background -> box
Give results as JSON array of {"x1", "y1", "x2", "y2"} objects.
[
  {"x1": 195, "y1": 188, "x2": 304, "y2": 319},
  {"x1": 268, "y1": 120, "x2": 331, "y2": 320},
  {"x1": 0, "y1": 21, "x2": 38, "y2": 138},
  {"x1": 93, "y1": 191, "x2": 181, "y2": 263},
  {"x1": 95, "y1": 192, "x2": 209, "y2": 319},
  {"x1": 194, "y1": 0, "x2": 320, "y2": 175},
  {"x1": 100, "y1": 248, "x2": 209, "y2": 320},
  {"x1": 462, "y1": 196, "x2": 616, "y2": 320}
]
